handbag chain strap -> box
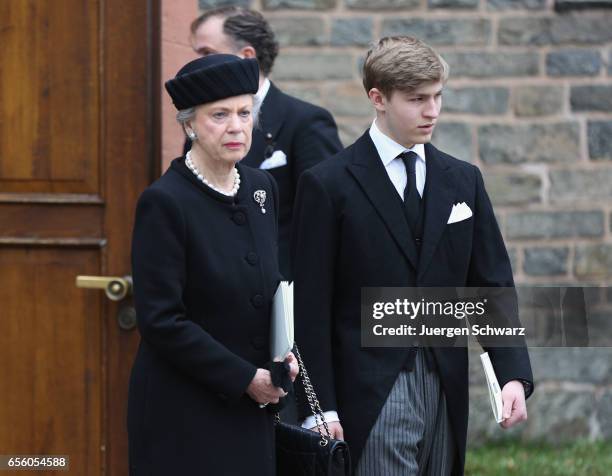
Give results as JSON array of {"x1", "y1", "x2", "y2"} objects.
[{"x1": 293, "y1": 343, "x2": 331, "y2": 447}]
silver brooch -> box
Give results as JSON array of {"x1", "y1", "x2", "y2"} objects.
[{"x1": 253, "y1": 190, "x2": 267, "y2": 214}]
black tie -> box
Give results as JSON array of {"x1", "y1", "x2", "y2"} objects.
[{"x1": 400, "y1": 151, "x2": 421, "y2": 235}]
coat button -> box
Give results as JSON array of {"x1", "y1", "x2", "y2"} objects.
[
  {"x1": 251, "y1": 294, "x2": 265, "y2": 308},
  {"x1": 233, "y1": 212, "x2": 246, "y2": 225},
  {"x1": 250, "y1": 335, "x2": 266, "y2": 350},
  {"x1": 246, "y1": 252, "x2": 259, "y2": 265}
]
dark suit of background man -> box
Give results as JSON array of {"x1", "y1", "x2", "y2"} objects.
[
  {"x1": 292, "y1": 36, "x2": 534, "y2": 475},
  {"x1": 187, "y1": 6, "x2": 342, "y2": 279}
]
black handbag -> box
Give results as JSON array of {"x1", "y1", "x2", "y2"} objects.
[{"x1": 275, "y1": 345, "x2": 351, "y2": 476}]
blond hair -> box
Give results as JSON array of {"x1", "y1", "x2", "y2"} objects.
[{"x1": 362, "y1": 36, "x2": 449, "y2": 97}]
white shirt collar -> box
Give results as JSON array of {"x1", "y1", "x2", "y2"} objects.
[
  {"x1": 368, "y1": 119, "x2": 426, "y2": 166},
  {"x1": 253, "y1": 78, "x2": 271, "y2": 118}
]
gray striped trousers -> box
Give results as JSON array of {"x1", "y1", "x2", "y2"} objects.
[{"x1": 356, "y1": 349, "x2": 455, "y2": 476}]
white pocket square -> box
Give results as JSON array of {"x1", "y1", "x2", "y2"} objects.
[
  {"x1": 259, "y1": 150, "x2": 287, "y2": 170},
  {"x1": 447, "y1": 202, "x2": 473, "y2": 224}
]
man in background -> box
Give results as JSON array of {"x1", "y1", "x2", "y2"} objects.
[{"x1": 188, "y1": 6, "x2": 342, "y2": 280}]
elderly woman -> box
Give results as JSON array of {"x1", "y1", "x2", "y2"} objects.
[{"x1": 127, "y1": 54, "x2": 297, "y2": 475}]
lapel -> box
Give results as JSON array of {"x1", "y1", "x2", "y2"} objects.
[
  {"x1": 245, "y1": 82, "x2": 287, "y2": 168},
  {"x1": 347, "y1": 132, "x2": 419, "y2": 272},
  {"x1": 417, "y1": 143, "x2": 456, "y2": 280}
]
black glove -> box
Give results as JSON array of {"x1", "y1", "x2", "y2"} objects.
[{"x1": 266, "y1": 360, "x2": 293, "y2": 413}]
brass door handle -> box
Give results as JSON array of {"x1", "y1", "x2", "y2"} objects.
[{"x1": 76, "y1": 275, "x2": 133, "y2": 301}]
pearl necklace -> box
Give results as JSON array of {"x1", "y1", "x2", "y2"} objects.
[{"x1": 185, "y1": 151, "x2": 240, "y2": 197}]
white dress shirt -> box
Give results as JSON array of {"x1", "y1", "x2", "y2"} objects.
[
  {"x1": 369, "y1": 118, "x2": 426, "y2": 199},
  {"x1": 301, "y1": 121, "x2": 428, "y2": 430}
]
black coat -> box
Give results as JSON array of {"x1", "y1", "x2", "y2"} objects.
[
  {"x1": 185, "y1": 82, "x2": 342, "y2": 278},
  {"x1": 291, "y1": 132, "x2": 534, "y2": 475},
  {"x1": 127, "y1": 158, "x2": 282, "y2": 475}
]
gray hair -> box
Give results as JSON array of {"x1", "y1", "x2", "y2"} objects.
[
  {"x1": 176, "y1": 107, "x2": 196, "y2": 126},
  {"x1": 175, "y1": 95, "x2": 262, "y2": 135}
]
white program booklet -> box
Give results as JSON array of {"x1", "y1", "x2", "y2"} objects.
[
  {"x1": 480, "y1": 352, "x2": 504, "y2": 423},
  {"x1": 270, "y1": 281, "x2": 294, "y2": 361}
]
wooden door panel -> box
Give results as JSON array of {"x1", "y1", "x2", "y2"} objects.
[
  {"x1": 0, "y1": 249, "x2": 102, "y2": 475},
  {"x1": 0, "y1": 203, "x2": 103, "y2": 238},
  {"x1": 0, "y1": 0, "x2": 99, "y2": 193},
  {"x1": 0, "y1": 0, "x2": 159, "y2": 473}
]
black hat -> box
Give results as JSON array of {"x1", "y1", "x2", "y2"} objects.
[{"x1": 165, "y1": 54, "x2": 259, "y2": 110}]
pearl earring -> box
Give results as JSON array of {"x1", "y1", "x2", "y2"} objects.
[{"x1": 187, "y1": 130, "x2": 197, "y2": 140}]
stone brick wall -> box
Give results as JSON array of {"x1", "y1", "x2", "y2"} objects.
[{"x1": 192, "y1": 0, "x2": 612, "y2": 445}]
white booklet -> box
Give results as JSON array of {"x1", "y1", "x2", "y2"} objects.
[
  {"x1": 480, "y1": 352, "x2": 504, "y2": 423},
  {"x1": 270, "y1": 281, "x2": 294, "y2": 361}
]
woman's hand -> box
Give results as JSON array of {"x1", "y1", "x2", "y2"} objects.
[
  {"x1": 246, "y1": 368, "x2": 287, "y2": 406},
  {"x1": 284, "y1": 352, "x2": 299, "y2": 382}
]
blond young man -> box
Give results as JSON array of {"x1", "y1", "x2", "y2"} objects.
[{"x1": 292, "y1": 36, "x2": 533, "y2": 475}]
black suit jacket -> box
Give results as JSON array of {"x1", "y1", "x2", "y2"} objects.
[
  {"x1": 185, "y1": 82, "x2": 342, "y2": 278},
  {"x1": 128, "y1": 159, "x2": 281, "y2": 475},
  {"x1": 291, "y1": 132, "x2": 534, "y2": 475}
]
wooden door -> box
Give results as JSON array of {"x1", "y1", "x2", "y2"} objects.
[{"x1": 0, "y1": 0, "x2": 159, "y2": 474}]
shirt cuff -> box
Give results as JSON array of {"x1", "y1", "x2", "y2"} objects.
[{"x1": 301, "y1": 411, "x2": 340, "y2": 429}]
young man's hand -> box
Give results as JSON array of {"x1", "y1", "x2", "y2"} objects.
[
  {"x1": 310, "y1": 421, "x2": 344, "y2": 440},
  {"x1": 500, "y1": 380, "x2": 528, "y2": 429}
]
